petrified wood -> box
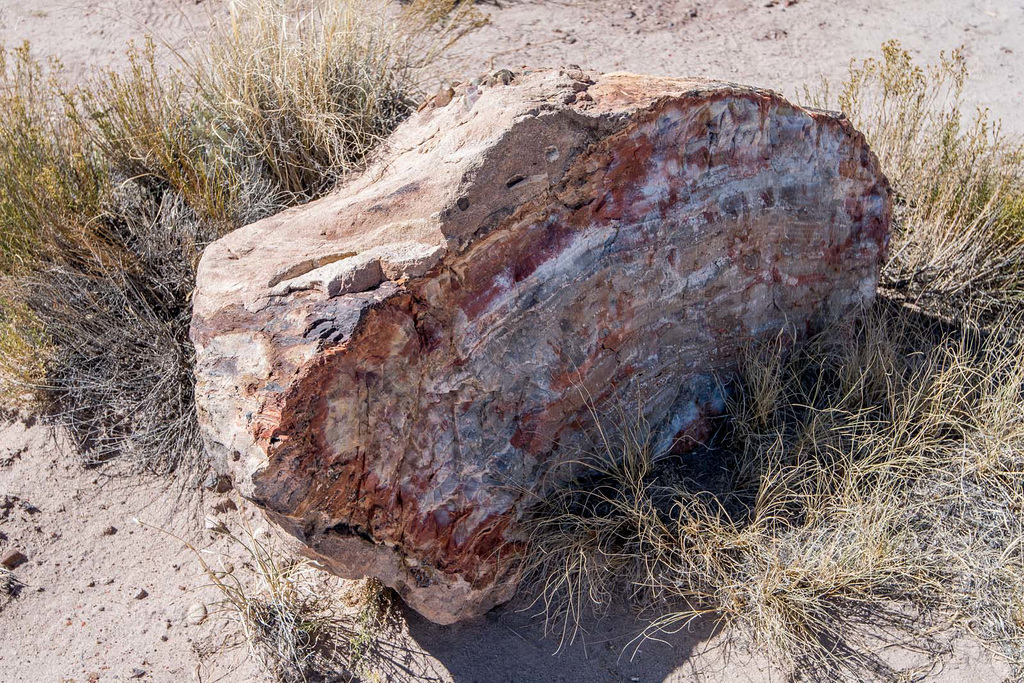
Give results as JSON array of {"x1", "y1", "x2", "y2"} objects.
[{"x1": 191, "y1": 69, "x2": 890, "y2": 624}]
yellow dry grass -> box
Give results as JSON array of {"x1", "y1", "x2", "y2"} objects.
[
  {"x1": 0, "y1": 0, "x2": 482, "y2": 474},
  {"x1": 528, "y1": 43, "x2": 1024, "y2": 680}
]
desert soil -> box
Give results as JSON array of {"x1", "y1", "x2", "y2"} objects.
[
  {"x1": 0, "y1": 420, "x2": 1011, "y2": 682},
  {"x1": 1, "y1": 0, "x2": 1022, "y2": 134},
  {"x1": 1, "y1": 1, "x2": 1022, "y2": 682}
]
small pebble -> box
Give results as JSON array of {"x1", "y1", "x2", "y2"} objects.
[
  {"x1": 186, "y1": 602, "x2": 208, "y2": 625},
  {"x1": 434, "y1": 86, "x2": 455, "y2": 108},
  {"x1": 1, "y1": 549, "x2": 27, "y2": 569},
  {"x1": 134, "y1": 588, "x2": 149, "y2": 600},
  {"x1": 491, "y1": 69, "x2": 514, "y2": 86}
]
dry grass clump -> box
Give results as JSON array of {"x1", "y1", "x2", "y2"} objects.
[
  {"x1": 204, "y1": 527, "x2": 349, "y2": 682},
  {"x1": 0, "y1": 0, "x2": 482, "y2": 476},
  {"x1": 527, "y1": 45, "x2": 1024, "y2": 680},
  {"x1": 526, "y1": 304, "x2": 1024, "y2": 679},
  {"x1": 179, "y1": 522, "x2": 394, "y2": 683},
  {"x1": 810, "y1": 41, "x2": 1024, "y2": 316},
  {"x1": 0, "y1": 565, "x2": 25, "y2": 616},
  {"x1": 192, "y1": 0, "x2": 483, "y2": 201},
  {"x1": 0, "y1": 566, "x2": 21, "y2": 596}
]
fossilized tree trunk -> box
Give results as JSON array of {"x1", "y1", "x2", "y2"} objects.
[{"x1": 191, "y1": 69, "x2": 890, "y2": 624}]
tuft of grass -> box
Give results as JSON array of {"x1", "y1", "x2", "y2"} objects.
[
  {"x1": 0, "y1": 566, "x2": 17, "y2": 594},
  {"x1": 204, "y1": 528, "x2": 348, "y2": 682},
  {"x1": 525, "y1": 302, "x2": 1024, "y2": 679},
  {"x1": 0, "y1": 565, "x2": 25, "y2": 612},
  {"x1": 0, "y1": 0, "x2": 482, "y2": 477},
  {"x1": 190, "y1": 0, "x2": 485, "y2": 203},
  {"x1": 808, "y1": 41, "x2": 1024, "y2": 316},
  {"x1": 527, "y1": 45, "x2": 1024, "y2": 679},
  {"x1": 162, "y1": 519, "x2": 394, "y2": 683}
]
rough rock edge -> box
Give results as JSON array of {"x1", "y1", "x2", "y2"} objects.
[{"x1": 192, "y1": 68, "x2": 891, "y2": 623}]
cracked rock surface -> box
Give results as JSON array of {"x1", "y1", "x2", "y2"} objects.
[{"x1": 191, "y1": 68, "x2": 891, "y2": 624}]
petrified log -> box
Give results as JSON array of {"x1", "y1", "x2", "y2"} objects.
[{"x1": 191, "y1": 69, "x2": 890, "y2": 624}]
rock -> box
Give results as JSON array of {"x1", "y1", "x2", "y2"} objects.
[
  {"x1": 490, "y1": 69, "x2": 515, "y2": 86},
  {"x1": 134, "y1": 588, "x2": 149, "y2": 600},
  {"x1": 1, "y1": 549, "x2": 27, "y2": 570},
  {"x1": 102, "y1": 525, "x2": 117, "y2": 536},
  {"x1": 0, "y1": 495, "x2": 19, "y2": 521},
  {"x1": 203, "y1": 472, "x2": 233, "y2": 493},
  {"x1": 433, "y1": 86, "x2": 455, "y2": 108},
  {"x1": 186, "y1": 602, "x2": 208, "y2": 625},
  {"x1": 212, "y1": 498, "x2": 237, "y2": 514},
  {"x1": 192, "y1": 69, "x2": 890, "y2": 624}
]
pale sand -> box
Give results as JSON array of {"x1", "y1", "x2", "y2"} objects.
[{"x1": 1, "y1": 0, "x2": 1021, "y2": 134}]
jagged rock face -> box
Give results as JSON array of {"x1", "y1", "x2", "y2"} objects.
[{"x1": 191, "y1": 69, "x2": 891, "y2": 624}]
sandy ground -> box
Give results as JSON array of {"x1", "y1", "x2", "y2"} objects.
[
  {"x1": 0, "y1": 419, "x2": 1013, "y2": 682},
  {"x1": 0, "y1": 0, "x2": 221, "y2": 76},
  {"x1": 0, "y1": 1, "x2": 1022, "y2": 135},
  {"x1": 434, "y1": 0, "x2": 1024, "y2": 135},
  {"x1": 1, "y1": 1, "x2": 1023, "y2": 681}
]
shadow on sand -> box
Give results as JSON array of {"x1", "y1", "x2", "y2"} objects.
[{"x1": 393, "y1": 601, "x2": 726, "y2": 683}]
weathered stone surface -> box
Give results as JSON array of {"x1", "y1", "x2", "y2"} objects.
[{"x1": 191, "y1": 69, "x2": 890, "y2": 624}]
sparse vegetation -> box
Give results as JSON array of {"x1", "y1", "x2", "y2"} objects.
[
  {"x1": 0, "y1": 0, "x2": 482, "y2": 476},
  {"x1": 161, "y1": 520, "x2": 396, "y2": 683},
  {"x1": 201, "y1": 526, "x2": 352, "y2": 682},
  {"x1": 1, "y1": 3, "x2": 1021, "y2": 677},
  {"x1": 810, "y1": 41, "x2": 1024, "y2": 315},
  {"x1": 0, "y1": 566, "x2": 19, "y2": 596},
  {"x1": 0, "y1": 565, "x2": 24, "y2": 615},
  {"x1": 526, "y1": 43, "x2": 1024, "y2": 681},
  {"x1": 526, "y1": 304, "x2": 1024, "y2": 679}
]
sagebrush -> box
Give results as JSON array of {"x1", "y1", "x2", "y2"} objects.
[
  {"x1": 528, "y1": 43, "x2": 1024, "y2": 680},
  {"x1": 809, "y1": 41, "x2": 1024, "y2": 315},
  {"x1": 0, "y1": 0, "x2": 482, "y2": 475}
]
